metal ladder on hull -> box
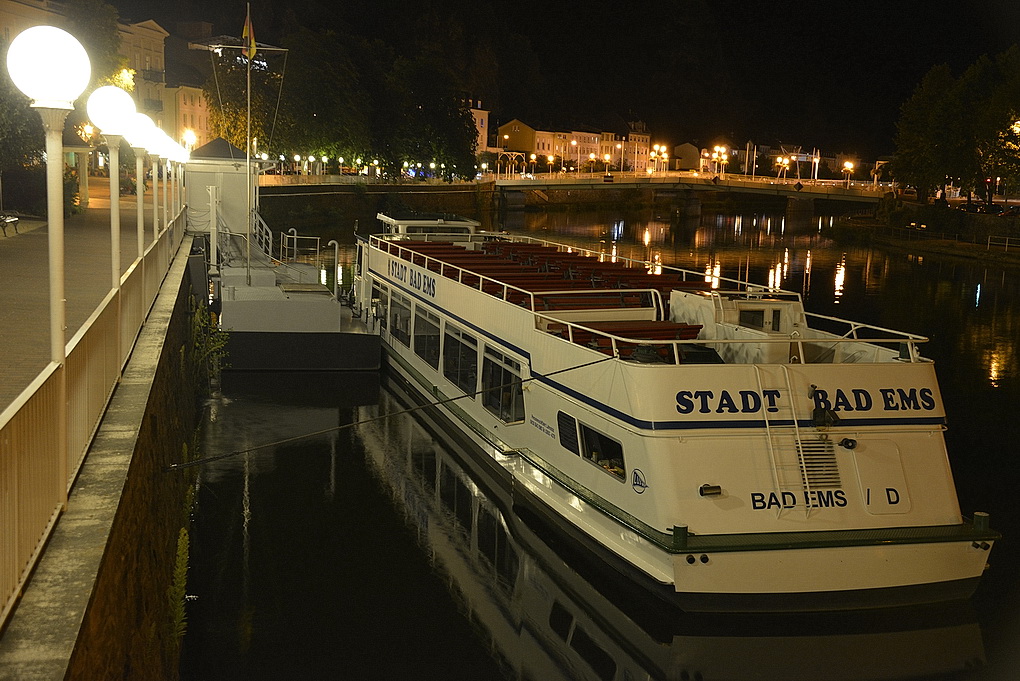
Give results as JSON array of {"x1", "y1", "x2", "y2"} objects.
[{"x1": 753, "y1": 364, "x2": 820, "y2": 519}]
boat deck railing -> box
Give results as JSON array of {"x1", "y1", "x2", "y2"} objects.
[
  {"x1": 534, "y1": 311, "x2": 928, "y2": 365},
  {"x1": 369, "y1": 234, "x2": 930, "y2": 363}
]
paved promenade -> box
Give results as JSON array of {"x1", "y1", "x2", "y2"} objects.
[{"x1": 0, "y1": 177, "x2": 156, "y2": 410}]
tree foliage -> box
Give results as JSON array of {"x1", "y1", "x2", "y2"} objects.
[
  {"x1": 892, "y1": 46, "x2": 1020, "y2": 201},
  {"x1": 64, "y1": 0, "x2": 127, "y2": 87},
  {"x1": 0, "y1": 36, "x2": 44, "y2": 171},
  {"x1": 203, "y1": 52, "x2": 286, "y2": 154},
  {"x1": 204, "y1": 22, "x2": 482, "y2": 179}
]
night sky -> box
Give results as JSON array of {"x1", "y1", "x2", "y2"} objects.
[{"x1": 109, "y1": 0, "x2": 1020, "y2": 159}]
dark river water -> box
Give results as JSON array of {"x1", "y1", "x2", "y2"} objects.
[{"x1": 180, "y1": 208, "x2": 1020, "y2": 681}]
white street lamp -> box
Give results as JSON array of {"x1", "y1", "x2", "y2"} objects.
[
  {"x1": 7, "y1": 26, "x2": 90, "y2": 360},
  {"x1": 843, "y1": 161, "x2": 855, "y2": 189},
  {"x1": 126, "y1": 112, "x2": 157, "y2": 257},
  {"x1": 6, "y1": 25, "x2": 91, "y2": 495},
  {"x1": 87, "y1": 85, "x2": 137, "y2": 291}
]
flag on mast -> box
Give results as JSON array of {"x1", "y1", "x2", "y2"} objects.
[{"x1": 242, "y1": 6, "x2": 256, "y2": 60}]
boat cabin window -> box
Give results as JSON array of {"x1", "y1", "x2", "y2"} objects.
[
  {"x1": 738, "y1": 306, "x2": 784, "y2": 333},
  {"x1": 371, "y1": 282, "x2": 389, "y2": 331},
  {"x1": 391, "y1": 292, "x2": 411, "y2": 346},
  {"x1": 557, "y1": 412, "x2": 580, "y2": 454},
  {"x1": 580, "y1": 422, "x2": 626, "y2": 480},
  {"x1": 443, "y1": 324, "x2": 478, "y2": 397},
  {"x1": 481, "y1": 347, "x2": 525, "y2": 424},
  {"x1": 413, "y1": 307, "x2": 441, "y2": 369}
]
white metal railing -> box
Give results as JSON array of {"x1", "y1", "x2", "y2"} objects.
[
  {"x1": 279, "y1": 229, "x2": 323, "y2": 267},
  {"x1": 0, "y1": 207, "x2": 187, "y2": 631},
  {"x1": 532, "y1": 311, "x2": 926, "y2": 366},
  {"x1": 370, "y1": 234, "x2": 928, "y2": 364},
  {"x1": 987, "y1": 235, "x2": 1020, "y2": 252}
]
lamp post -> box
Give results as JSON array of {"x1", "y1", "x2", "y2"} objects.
[
  {"x1": 775, "y1": 156, "x2": 790, "y2": 180},
  {"x1": 126, "y1": 112, "x2": 157, "y2": 258},
  {"x1": 603, "y1": 153, "x2": 611, "y2": 176},
  {"x1": 87, "y1": 85, "x2": 137, "y2": 291},
  {"x1": 547, "y1": 155, "x2": 554, "y2": 176},
  {"x1": 7, "y1": 25, "x2": 90, "y2": 361},
  {"x1": 843, "y1": 161, "x2": 855, "y2": 189},
  {"x1": 6, "y1": 25, "x2": 91, "y2": 497},
  {"x1": 712, "y1": 145, "x2": 728, "y2": 177},
  {"x1": 530, "y1": 153, "x2": 536, "y2": 176}
]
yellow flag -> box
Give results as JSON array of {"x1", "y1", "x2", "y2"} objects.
[{"x1": 242, "y1": 10, "x2": 255, "y2": 60}]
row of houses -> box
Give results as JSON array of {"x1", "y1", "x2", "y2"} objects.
[{"x1": 492, "y1": 117, "x2": 869, "y2": 177}]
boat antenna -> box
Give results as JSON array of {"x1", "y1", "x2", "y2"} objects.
[{"x1": 166, "y1": 355, "x2": 616, "y2": 471}]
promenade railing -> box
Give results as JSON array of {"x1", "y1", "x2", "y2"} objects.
[{"x1": 0, "y1": 207, "x2": 187, "y2": 631}]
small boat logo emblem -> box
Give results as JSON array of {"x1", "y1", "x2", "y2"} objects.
[{"x1": 632, "y1": 469, "x2": 648, "y2": 494}]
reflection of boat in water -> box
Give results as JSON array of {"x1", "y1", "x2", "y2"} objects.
[
  {"x1": 355, "y1": 382, "x2": 987, "y2": 681},
  {"x1": 353, "y1": 212, "x2": 997, "y2": 612}
]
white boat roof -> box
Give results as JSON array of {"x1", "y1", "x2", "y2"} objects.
[{"x1": 376, "y1": 212, "x2": 481, "y2": 232}]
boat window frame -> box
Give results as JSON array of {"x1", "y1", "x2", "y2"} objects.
[
  {"x1": 480, "y1": 345, "x2": 526, "y2": 425},
  {"x1": 390, "y1": 290, "x2": 412, "y2": 347},
  {"x1": 371, "y1": 280, "x2": 389, "y2": 331},
  {"x1": 442, "y1": 322, "x2": 479, "y2": 398},
  {"x1": 412, "y1": 306, "x2": 441, "y2": 370},
  {"x1": 578, "y1": 421, "x2": 626, "y2": 481}
]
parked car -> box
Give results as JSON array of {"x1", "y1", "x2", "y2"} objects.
[{"x1": 998, "y1": 205, "x2": 1020, "y2": 217}]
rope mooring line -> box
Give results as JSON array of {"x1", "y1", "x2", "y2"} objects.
[{"x1": 167, "y1": 354, "x2": 615, "y2": 471}]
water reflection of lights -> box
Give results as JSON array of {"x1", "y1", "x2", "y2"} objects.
[
  {"x1": 642, "y1": 228, "x2": 651, "y2": 247},
  {"x1": 767, "y1": 249, "x2": 791, "y2": 290},
  {"x1": 989, "y1": 356, "x2": 1002, "y2": 387},
  {"x1": 612, "y1": 220, "x2": 624, "y2": 241},
  {"x1": 834, "y1": 253, "x2": 847, "y2": 302},
  {"x1": 984, "y1": 345, "x2": 1015, "y2": 388},
  {"x1": 975, "y1": 284, "x2": 981, "y2": 308},
  {"x1": 734, "y1": 215, "x2": 743, "y2": 236},
  {"x1": 704, "y1": 260, "x2": 722, "y2": 289}
]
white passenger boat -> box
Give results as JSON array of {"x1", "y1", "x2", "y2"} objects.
[{"x1": 353, "y1": 211, "x2": 998, "y2": 612}]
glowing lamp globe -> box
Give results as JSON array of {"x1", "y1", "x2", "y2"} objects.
[
  {"x1": 86, "y1": 85, "x2": 136, "y2": 136},
  {"x1": 7, "y1": 26, "x2": 91, "y2": 109},
  {"x1": 126, "y1": 112, "x2": 157, "y2": 149}
]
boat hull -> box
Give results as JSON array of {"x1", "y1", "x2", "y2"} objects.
[{"x1": 383, "y1": 345, "x2": 990, "y2": 613}]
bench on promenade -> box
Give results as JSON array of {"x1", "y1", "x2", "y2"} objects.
[{"x1": 1, "y1": 214, "x2": 19, "y2": 237}]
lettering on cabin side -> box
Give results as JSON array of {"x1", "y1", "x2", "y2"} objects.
[
  {"x1": 388, "y1": 259, "x2": 436, "y2": 297},
  {"x1": 675, "y1": 389, "x2": 782, "y2": 414},
  {"x1": 674, "y1": 387, "x2": 938, "y2": 415},
  {"x1": 750, "y1": 489, "x2": 848, "y2": 510},
  {"x1": 811, "y1": 387, "x2": 936, "y2": 413},
  {"x1": 529, "y1": 415, "x2": 555, "y2": 439}
]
